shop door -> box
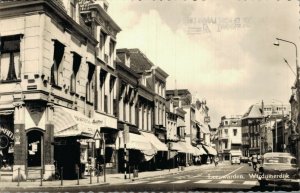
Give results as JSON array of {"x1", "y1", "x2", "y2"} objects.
[{"x1": 27, "y1": 130, "x2": 43, "y2": 167}]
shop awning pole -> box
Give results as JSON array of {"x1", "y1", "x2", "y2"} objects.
[{"x1": 102, "y1": 133, "x2": 106, "y2": 183}]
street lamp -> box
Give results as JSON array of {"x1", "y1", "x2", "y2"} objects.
[
  {"x1": 273, "y1": 38, "x2": 299, "y2": 135},
  {"x1": 274, "y1": 37, "x2": 300, "y2": 164}
]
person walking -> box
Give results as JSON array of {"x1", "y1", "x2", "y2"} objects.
[{"x1": 214, "y1": 156, "x2": 219, "y2": 166}]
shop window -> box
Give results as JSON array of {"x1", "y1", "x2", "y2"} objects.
[
  {"x1": 51, "y1": 40, "x2": 65, "y2": 86},
  {"x1": 0, "y1": 35, "x2": 22, "y2": 82},
  {"x1": 86, "y1": 62, "x2": 95, "y2": 103},
  {"x1": 70, "y1": 52, "x2": 81, "y2": 94}
]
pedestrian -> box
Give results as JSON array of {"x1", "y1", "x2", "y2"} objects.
[{"x1": 214, "y1": 156, "x2": 219, "y2": 167}]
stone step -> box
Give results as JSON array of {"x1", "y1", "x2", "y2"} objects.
[{"x1": 27, "y1": 169, "x2": 42, "y2": 180}]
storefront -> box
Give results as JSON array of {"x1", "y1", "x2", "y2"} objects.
[
  {"x1": 93, "y1": 112, "x2": 118, "y2": 174},
  {"x1": 52, "y1": 106, "x2": 98, "y2": 179},
  {"x1": 141, "y1": 131, "x2": 168, "y2": 170},
  {"x1": 117, "y1": 131, "x2": 156, "y2": 172},
  {"x1": 0, "y1": 113, "x2": 14, "y2": 171}
]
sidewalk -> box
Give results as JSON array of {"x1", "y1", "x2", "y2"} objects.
[{"x1": 0, "y1": 163, "x2": 222, "y2": 190}]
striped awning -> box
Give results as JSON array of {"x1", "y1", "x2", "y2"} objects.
[{"x1": 53, "y1": 106, "x2": 98, "y2": 138}]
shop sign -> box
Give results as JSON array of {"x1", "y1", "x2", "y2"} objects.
[
  {"x1": 0, "y1": 135, "x2": 9, "y2": 149},
  {"x1": 0, "y1": 126, "x2": 14, "y2": 140}
]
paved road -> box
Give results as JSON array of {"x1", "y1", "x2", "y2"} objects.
[{"x1": 2, "y1": 163, "x2": 299, "y2": 192}]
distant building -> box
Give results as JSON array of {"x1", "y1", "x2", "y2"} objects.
[
  {"x1": 217, "y1": 116, "x2": 242, "y2": 161},
  {"x1": 241, "y1": 101, "x2": 290, "y2": 157}
]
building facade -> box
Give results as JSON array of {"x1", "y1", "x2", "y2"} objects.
[
  {"x1": 241, "y1": 101, "x2": 290, "y2": 157},
  {"x1": 217, "y1": 116, "x2": 242, "y2": 161},
  {"x1": 0, "y1": 0, "x2": 122, "y2": 180}
]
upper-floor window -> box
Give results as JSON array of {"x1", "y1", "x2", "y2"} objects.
[
  {"x1": 51, "y1": 40, "x2": 65, "y2": 86},
  {"x1": 70, "y1": 52, "x2": 81, "y2": 94},
  {"x1": 70, "y1": 0, "x2": 77, "y2": 20},
  {"x1": 109, "y1": 40, "x2": 115, "y2": 66},
  {"x1": 224, "y1": 129, "x2": 228, "y2": 135},
  {"x1": 0, "y1": 35, "x2": 22, "y2": 82},
  {"x1": 233, "y1": 129, "x2": 237, "y2": 136},
  {"x1": 99, "y1": 31, "x2": 107, "y2": 59},
  {"x1": 86, "y1": 62, "x2": 95, "y2": 103}
]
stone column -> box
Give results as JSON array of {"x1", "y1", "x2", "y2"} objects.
[
  {"x1": 44, "y1": 102, "x2": 55, "y2": 180},
  {"x1": 12, "y1": 101, "x2": 26, "y2": 181}
]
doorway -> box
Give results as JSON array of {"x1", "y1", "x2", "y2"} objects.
[{"x1": 27, "y1": 130, "x2": 43, "y2": 167}]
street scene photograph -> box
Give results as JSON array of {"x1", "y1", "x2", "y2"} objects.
[{"x1": 0, "y1": 0, "x2": 299, "y2": 192}]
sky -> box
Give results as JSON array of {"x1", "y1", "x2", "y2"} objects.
[{"x1": 107, "y1": 0, "x2": 299, "y2": 128}]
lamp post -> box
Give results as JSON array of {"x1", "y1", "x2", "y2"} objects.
[{"x1": 274, "y1": 37, "x2": 299, "y2": 164}]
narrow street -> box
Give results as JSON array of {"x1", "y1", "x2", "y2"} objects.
[{"x1": 3, "y1": 162, "x2": 297, "y2": 192}]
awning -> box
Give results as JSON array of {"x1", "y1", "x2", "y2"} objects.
[
  {"x1": 196, "y1": 123, "x2": 210, "y2": 134},
  {"x1": 177, "y1": 118, "x2": 186, "y2": 127},
  {"x1": 141, "y1": 131, "x2": 168, "y2": 151},
  {"x1": 230, "y1": 150, "x2": 242, "y2": 156},
  {"x1": 168, "y1": 151, "x2": 178, "y2": 159},
  {"x1": 197, "y1": 145, "x2": 207, "y2": 155},
  {"x1": 184, "y1": 141, "x2": 196, "y2": 154},
  {"x1": 119, "y1": 132, "x2": 156, "y2": 156},
  {"x1": 203, "y1": 145, "x2": 217, "y2": 155},
  {"x1": 53, "y1": 106, "x2": 98, "y2": 138},
  {"x1": 193, "y1": 146, "x2": 205, "y2": 156},
  {"x1": 170, "y1": 142, "x2": 188, "y2": 153}
]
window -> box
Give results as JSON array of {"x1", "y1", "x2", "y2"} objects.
[
  {"x1": 51, "y1": 40, "x2": 65, "y2": 86},
  {"x1": 70, "y1": 52, "x2": 81, "y2": 93},
  {"x1": 99, "y1": 69, "x2": 107, "y2": 111},
  {"x1": 99, "y1": 31, "x2": 107, "y2": 59},
  {"x1": 233, "y1": 129, "x2": 237, "y2": 136},
  {"x1": 70, "y1": 0, "x2": 76, "y2": 20},
  {"x1": 0, "y1": 35, "x2": 22, "y2": 82},
  {"x1": 109, "y1": 40, "x2": 115, "y2": 65},
  {"x1": 225, "y1": 142, "x2": 228, "y2": 149},
  {"x1": 224, "y1": 129, "x2": 228, "y2": 135},
  {"x1": 86, "y1": 62, "x2": 95, "y2": 102}
]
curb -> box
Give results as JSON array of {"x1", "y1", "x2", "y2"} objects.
[
  {"x1": 0, "y1": 164, "x2": 220, "y2": 190},
  {"x1": 0, "y1": 182, "x2": 110, "y2": 191}
]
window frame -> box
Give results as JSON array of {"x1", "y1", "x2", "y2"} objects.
[{"x1": 0, "y1": 34, "x2": 23, "y2": 83}]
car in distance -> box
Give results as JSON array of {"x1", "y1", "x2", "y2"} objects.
[
  {"x1": 231, "y1": 156, "x2": 241, "y2": 165},
  {"x1": 258, "y1": 152, "x2": 300, "y2": 189}
]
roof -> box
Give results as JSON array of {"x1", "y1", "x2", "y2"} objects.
[
  {"x1": 166, "y1": 89, "x2": 191, "y2": 96},
  {"x1": 128, "y1": 49, "x2": 154, "y2": 73},
  {"x1": 242, "y1": 105, "x2": 263, "y2": 119}
]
